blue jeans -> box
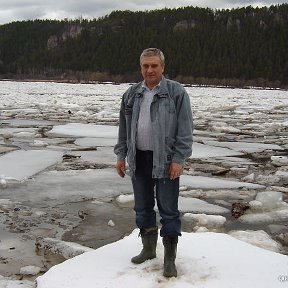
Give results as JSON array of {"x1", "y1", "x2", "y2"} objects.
[{"x1": 131, "y1": 150, "x2": 181, "y2": 237}]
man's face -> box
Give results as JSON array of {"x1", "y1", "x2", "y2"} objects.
[{"x1": 140, "y1": 56, "x2": 164, "y2": 89}]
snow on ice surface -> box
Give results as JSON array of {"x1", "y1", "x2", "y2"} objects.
[
  {"x1": 36, "y1": 230, "x2": 288, "y2": 288},
  {"x1": 0, "y1": 150, "x2": 63, "y2": 181}
]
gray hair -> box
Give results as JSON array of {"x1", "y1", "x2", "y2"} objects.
[{"x1": 140, "y1": 48, "x2": 165, "y2": 66}]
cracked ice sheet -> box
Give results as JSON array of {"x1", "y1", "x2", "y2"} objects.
[
  {"x1": 203, "y1": 140, "x2": 283, "y2": 153},
  {"x1": 69, "y1": 147, "x2": 117, "y2": 166},
  {"x1": 75, "y1": 140, "x2": 243, "y2": 159},
  {"x1": 47, "y1": 123, "x2": 118, "y2": 138},
  {"x1": 36, "y1": 230, "x2": 288, "y2": 288},
  {"x1": 47, "y1": 123, "x2": 243, "y2": 159},
  {"x1": 75, "y1": 137, "x2": 116, "y2": 147},
  {"x1": 179, "y1": 196, "x2": 229, "y2": 214},
  {"x1": 46, "y1": 124, "x2": 244, "y2": 158},
  {"x1": 0, "y1": 169, "x2": 132, "y2": 204},
  {"x1": 191, "y1": 143, "x2": 243, "y2": 159},
  {"x1": 180, "y1": 174, "x2": 264, "y2": 189},
  {"x1": 0, "y1": 150, "x2": 63, "y2": 181}
]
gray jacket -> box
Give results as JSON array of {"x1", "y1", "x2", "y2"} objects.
[{"x1": 114, "y1": 77, "x2": 193, "y2": 178}]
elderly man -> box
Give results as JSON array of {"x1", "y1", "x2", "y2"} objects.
[{"x1": 114, "y1": 48, "x2": 193, "y2": 277}]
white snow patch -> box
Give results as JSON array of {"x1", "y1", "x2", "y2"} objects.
[{"x1": 36, "y1": 231, "x2": 288, "y2": 288}]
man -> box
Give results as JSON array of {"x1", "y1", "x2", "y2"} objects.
[{"x1": 114, "y1": 48, "x2": 193, "y2": 277}]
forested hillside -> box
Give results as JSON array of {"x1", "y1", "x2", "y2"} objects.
[{"x1": 0, "y1": 4, "x2": 287, "y2": 88}]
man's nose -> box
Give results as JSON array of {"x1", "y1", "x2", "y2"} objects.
[{"x1": 147, "y1": 66, "x2": 153, "y2": 72}]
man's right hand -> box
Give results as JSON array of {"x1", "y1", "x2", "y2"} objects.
[{"x1": 116, "y1": 160, "x2": 126, "y2": 177}]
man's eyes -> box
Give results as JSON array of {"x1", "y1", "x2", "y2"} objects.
[{"x1": 143, "y1": 64, "x2": 158, "y2": 68}]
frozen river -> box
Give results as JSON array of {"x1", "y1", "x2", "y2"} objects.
[{"x1": 0, "y1": 81, "x2": 287, "y2": 286}]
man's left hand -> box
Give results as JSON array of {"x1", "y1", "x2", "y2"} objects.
[{"x1": 169, "y1": 162, "x2": 183, "y2": 180}]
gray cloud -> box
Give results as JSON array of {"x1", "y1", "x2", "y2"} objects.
[{"x1": 0, "y1": 0, "x2": 287, "y2": 24}]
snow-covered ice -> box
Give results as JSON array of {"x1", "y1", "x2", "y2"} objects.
[{"x1": 36, "y1": 230, "x2": 288, "y2": 288}]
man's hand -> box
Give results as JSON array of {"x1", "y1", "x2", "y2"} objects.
[
  {"x1": 116, "y1": 160, "x2": 126, "y2": 178},
  {"x1": 169, "y1": 162, "x2": 183, "y2": 180}
]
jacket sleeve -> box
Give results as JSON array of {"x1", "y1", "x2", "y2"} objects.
[
  {"x1": 114, "y1": 95, "x2": 128, "y2": 161},
  {"x1": 172, "y1": 87, "x2": 193, "y2": 165}
]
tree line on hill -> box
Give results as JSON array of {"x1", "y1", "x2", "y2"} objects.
[{"x1": 0, "y1": 4, "x2": 287, "y2": 88}]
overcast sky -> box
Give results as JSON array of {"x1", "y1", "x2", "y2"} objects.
[{"x1": 0, "y1": 0, "x2": 287, "y2": 25}]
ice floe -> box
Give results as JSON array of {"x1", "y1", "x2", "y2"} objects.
[{"x1": 0, "y1": 150, "x2": 63, "y2": 181}]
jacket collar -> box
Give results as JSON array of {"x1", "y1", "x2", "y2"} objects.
[{"x1": 135, "y1": 77, "x2": 169, "y2": 97}]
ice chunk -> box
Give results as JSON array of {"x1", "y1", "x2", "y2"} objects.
[
  {"x1": 239, "y1": 191, "x2": 288, "y2": 224},
  {"x1": 183, "y1": 213, "x2": 226, "y2": 230},
  {"x1": 179, "y1": 197, "x2": 229, "y2": 214},
  {"x1": 0, "y1": 150, "x2": 63, "y2": 181},
  {"x1": 271, "y1": 156, "x2": 288, "y2": 166},
  {"x1": 180, "y1": 174, "x2": 264, "y2": 190},
  {"x1": 229, "y1": 230, "x2": 282, "y2": 253},
  {"x1": 255, "y1": 191, "x2": 283, "y2": 210},
  {"x1": 20, "y1": 265, "x2": 42, "y2": 275},
  {"x1": 35, "y1": 237, "x2": 93, "y2": 259},
  {"x1": 203, "y1": 140, "x2": 283, "y2": 153},
  {"x1": 108, "y1": 220, "x2": 115, "y2": 227},
  {"x1": 0, "y1": 275, "x2": 34, "y2": 288},
  {"x1": 191, "y1": 142, "x2": 243, "y2": 159},
  {"x1": 116, "y1": 194, "x2": 134, "y2": 208},
  {"x1": 47, "y1": 123, "x2": 118, "y2": 138}
]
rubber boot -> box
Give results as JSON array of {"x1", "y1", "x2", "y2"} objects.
[
  {"x1": 131, "y1": 227, "x2": 158, "y2": 264},
  {"x1": 163, "y1": 236, "x2": 178, "y2": 277}
]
